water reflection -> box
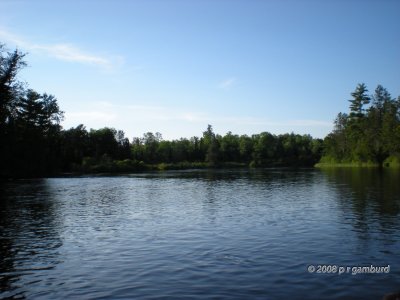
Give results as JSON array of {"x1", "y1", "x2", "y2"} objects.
[
  {"x1": 320, "y1": 168, "x2": 400, "y2": 263},
  {"x1": 0, "y1": 180, "x2": 63, "y2": 299},
  {"x1": 0, "y1": 170, "x2": 399, "y2": 299},
  {"x1": 321, "y1": 168, "x2": 400, "y2": 223}
]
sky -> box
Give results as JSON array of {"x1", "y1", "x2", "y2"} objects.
[{"x1": 0, "y1": 0, "x2": 399, "y2": 140}]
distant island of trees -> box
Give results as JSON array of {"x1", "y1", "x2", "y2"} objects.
[{"x1": 1, "y1": 44, "x2": 399, "y2": 178}]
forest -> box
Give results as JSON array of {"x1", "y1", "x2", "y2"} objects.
[
  {"x1": 319, "y1": 83, "x2": 400, "y2": 167},
  {"x1": 1, "y1": 45, "x2": 399, "y2": 178}
]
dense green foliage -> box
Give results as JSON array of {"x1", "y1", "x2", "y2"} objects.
[
  {"x1": 61, "y1": 124, "x2": 322, "y2": 173},
  {"x1": 319, "y1": 83, "x2": 400, "y2": 167},
  {"x1": 130, "y1": 125, "x2": 322, "y2": 168},
  {"x1": 0, "y1": 44, "x2": 332, "y2": 178},
  {"x1": 0, "y1": 45, "x2": 64, "y2": 177}
]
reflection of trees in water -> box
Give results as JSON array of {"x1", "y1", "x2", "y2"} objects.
[
  {"x1": 0, "y1": 180, "x2": 62, "y2": 299},
  {"x1": 0, "y1": 184, "x2": 22, "y2": 298},
  {"x1": 320, "y1": 168, "x2": 400, "y2": 236},
  {"x1": 140, "y1": 168, "x2": 317, "y2": 185},
  {"x1": 187, "y1": 169, "x2": 319, "y2": 227},
  {"x1": 0, "y1": 225, "x2": 17, "y2": 297}
]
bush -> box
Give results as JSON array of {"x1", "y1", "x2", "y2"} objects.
[{"x1": 383, "y1": 154, "x2": 400, "y2": 168}]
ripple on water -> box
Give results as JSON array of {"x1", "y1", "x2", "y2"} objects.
[{"x1": 0, "y1": 170, "x2": 400, "y2": 299}]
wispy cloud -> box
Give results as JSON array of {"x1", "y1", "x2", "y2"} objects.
[
  {"x1": 0, "y1": 29, "x2": 26, "y2": 46},
  {"x1": 0, "y1": 28, "x2": 120, "y2": 69},
  {"x1": 65, "y1": 102, "x2": 207, "y2": 124},
  {"x1": 37, "y1": 44, "x2": 111, "y2": 67},
  {"x1": 62, "y1": 101, "x2": 332, "y2": 139},
  {"x1": 66, "y1": 101, "x2": 331, "y2": 127},
  {"x1": 218, "y1": 77, "x2": 237, "y2": 90}
]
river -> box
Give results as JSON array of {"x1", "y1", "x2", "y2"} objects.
[{"x1": 0, "y1": 169, "x2": 399, "y2": 299}]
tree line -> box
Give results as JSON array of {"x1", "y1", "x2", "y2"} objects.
[
  {"x1": 45, "y1": 123, "x2": 323, "y2": 173},
  {"x1": 0, "y1": 45, "x2": 324, "y2": 177},
  {"x1": 320, "y1": 83, "x2": 400, "y2": 167},
  {"x1": 1, "y1": 44, "x2": 399, "y2": 177}
]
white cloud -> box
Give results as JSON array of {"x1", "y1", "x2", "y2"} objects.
[
  {"x1": 36, "y1": 44, "x2": 111, "y2": 67},
  {"x1": 65, "y1": 101, "x2": 331, "y2": 128},
  {"x1": 218, "y1": 77, "x2": 237, "y2": 90},
  {"x1": 61, "y1": 101, "x2": 333, "y2": 140},
  {"x1": 0, "y1": 29, "x2": 26, "y2": 46},
  {"x1": 0, "y1": 28, "x2": 120, "y2": 69}
]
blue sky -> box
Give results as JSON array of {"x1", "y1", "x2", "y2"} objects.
[{"x1": 1, "y1": 0, "x2": 399, "y2": 140}]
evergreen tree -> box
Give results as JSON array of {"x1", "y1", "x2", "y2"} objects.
[
  {"x1": 349, "y1": 83, "x2": 370, "y2": 118},
  {"x1": 203, "y1": 125, "x2": 219, "y2": 165},
  {"x1": 321, "y1": 84, "x2": 400, "y2": 166}
]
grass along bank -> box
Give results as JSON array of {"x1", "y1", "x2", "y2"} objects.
[{"x1": 315, "y1": 154, "x2": 400, "y2": 168}]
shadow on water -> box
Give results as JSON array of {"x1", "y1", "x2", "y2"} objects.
[
  {"x1": 321, "y1": 168, "x2": 400, "y2": 219},
  {"x1": 0, "y1": 180, "x2": 63, "y2": 299},
  {"x1": 320, "y1": 168, "x2": 400, "y2": 255}
]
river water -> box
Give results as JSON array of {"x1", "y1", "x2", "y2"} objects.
[{"x1": 0, "y1": 169, "x2": 399, "y2": 299}]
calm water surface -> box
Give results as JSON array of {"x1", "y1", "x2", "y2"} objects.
[{"x1": 0, "y1": 169, "x2": 399, "y2": 299}]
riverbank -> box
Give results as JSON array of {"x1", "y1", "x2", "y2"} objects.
[
  {"x1": 78, "y1": 160, "x2": 248, "y2": 173},
  {"x1": 315, "y1": 162, "x2": 380, "y2": 168},
  {"x1": 315, "y1": 154, "x2": 400, "y2": 168},
  {"x1": 79, "y1": 159, "x2": 318, "y2": 174}
]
